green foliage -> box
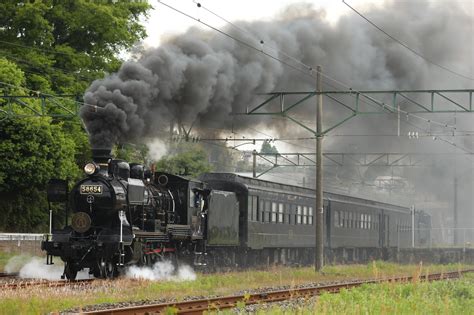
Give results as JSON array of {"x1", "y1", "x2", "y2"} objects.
[
  {"x1": 260, "y1": 140, "x2": 278, "y2": 154},
  {"x1": 0, "y1": 0, "x2": 151, "y2": 94},
  {"x1": 0, "y1": 2, "x2": 151, "y2": 231},
  {"x1": 155, "y1": 145, "x2": 212, "y2": 177},
  {"x1": 312, "y1": 276, "x2": 474, "y2": 314},
  {"x1": 0, "y1": 263, "x2": 472, "y2": 314},
  {"x1": 114, "y1": 143, "x2": 150, "y2": 165}
]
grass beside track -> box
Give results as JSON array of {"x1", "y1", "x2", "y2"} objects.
[
  {"x1": 0, "y1": 261, "x2": 472, "y2": 314},
  {"x1": 258, "y1": 273, "x2": 474, "y2": 314}
]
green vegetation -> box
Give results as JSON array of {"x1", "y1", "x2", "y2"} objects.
[
  {"x1": 155, "y1": 145, "x2": 212, "y2": 177},
  {"x1": 314, "y1": 275, "x2": 474, "y2": 314},
  {"x1": 259, "y1": 273, "x2": 474, "y2": 314},
  {"x1": 0, "y1": 262, "x2": 472, "y2": 314},
  {"x1": 260, "y1": 140, "x2": 279, "y2": 154},
  {"x1": 0, "y1": 1, "x2": 151, "y2": 231}
]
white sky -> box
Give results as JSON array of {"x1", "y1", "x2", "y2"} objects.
[{"x1": 144, "y1": 0, "x2": 385, "y2": 47}]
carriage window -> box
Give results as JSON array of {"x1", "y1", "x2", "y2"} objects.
[
  {"x1": 334, "y1": 211, "x2": 340, "y2": 227},
  {"x1": 252, "y1": 196, "x2": 258, "y2": 221},
  {"x1": 278, "y1": 203, "x2": 284, "y2": 223},
  {"x1": 368, "y1": 214, "x2": 371, "y2": 230},
  {"x1": 297, "y1": 206, "x2": 302, "y2": 224},
  {"x1": 292, "y1": 204, "x2": 297, "y2": 224},
  {"x1": 248, "y1": 196, "x2": 253, "y2": 220},
  {"x1": 265, "y1": 201, "x2": 271, "y2": 222},
  {"x1": 303, "y1": 206, "x2": 308, "y2": 224},
  {"x1": 309, "y1": 207, "x2": 313, "y2": 225},
  {"x1": 271, "y1": 202, "x2": 277, "y2": 223},
  {"x1": 348, "y1": 212, "x2": 353, "y2": 228},
  {"x1": 259, "y1": 200, "x2": 264, "y2": 222}
]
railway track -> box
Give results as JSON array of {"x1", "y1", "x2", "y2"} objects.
[
  {"x1": 81, "y1": 269, "x2": 474, "y2": 315},
  {"x1": 1, "y1": 278, "x2": 95, "y2": 290},
  {"x1": 0, "y1": 272, "x2": 19, "y2": 278}
]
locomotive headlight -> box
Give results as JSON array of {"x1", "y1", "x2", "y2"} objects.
[{"x1": 84, "y1": 163, "x2": 97, "y2": 175}]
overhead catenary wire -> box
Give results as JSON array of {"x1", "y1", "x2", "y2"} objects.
[
  {"x1": 0, "y1": 80, "x2": 102, "y2": 112},
  {"x1": 342, "y1": 0, "x2": 474, "y2": 82},
  {"x1": 159, "y1": 0, "x2": 465, "y2": 136},
  {"x1": 170, "y1": 0, "x2": 474, "y2": 152}
]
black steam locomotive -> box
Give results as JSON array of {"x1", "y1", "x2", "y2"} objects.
[{"x1": 42, "y1": 149, "x2": 431, "y2": 280}]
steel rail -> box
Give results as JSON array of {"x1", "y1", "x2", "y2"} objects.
[
  {"x1": 0, "y1": 272, "x2": 19, "y2": 278},
  {"x1": 1, "y1": 278, "x2": 95, "y2": 290},
  {"x1": 82, "y1": 269, "x2": 474, "y2": 315}
]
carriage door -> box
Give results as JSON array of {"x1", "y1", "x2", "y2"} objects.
[
  {"x1": 384, "y1": 215, "x2": 390, "y2": 247},
  {"x1": 379, "y1": 213, "x2": 389, "y2": 247},
  {"x1": 325, "y1": 200, "x2": 331, "y2": 248},
  {"x1": 379, "y1": 213, "x2": 384, "y2": 247}
]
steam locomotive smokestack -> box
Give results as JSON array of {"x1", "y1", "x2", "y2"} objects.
[{"x1": 91, "y1": 148, "x2": 112, "y2": 175}]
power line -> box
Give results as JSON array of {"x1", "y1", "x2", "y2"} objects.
[
  {"x1": 0, "y1": 80, "x2": 101, "y2": 112},
  {"x1": 0, "y1": 39, "x2": 76, "y2": 56},
  {"x1": 157, "y1": 0, "x2": 315, "y2": 81},
  {"x1": 342, "y1": 0, "x2": 474, "y2": 81},
  {"x1": 162, "y1": 0, "x2": 463, "y2": 136},
  {"x1": 192, "y1": 0, "x2": 312, "y2": 73},
  {"x1": 157, "y1": 0, "x2": 474, "y2": 161}
]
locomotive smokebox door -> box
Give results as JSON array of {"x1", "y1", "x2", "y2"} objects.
[
  {"x1": 47, "y1": 179, "x2": 68, "y2": 202},
  {"x1": 207, "y1": 191, "x2": 239, "y2": 246}
]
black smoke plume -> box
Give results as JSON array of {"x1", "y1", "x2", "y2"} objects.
[{"x1": 81, "y1": 0, "x2": 472, "y2": 148}]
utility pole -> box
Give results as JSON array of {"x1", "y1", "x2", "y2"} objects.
[
  {"x1": 454, "y1": 177, "x2": 458, "y2": 245},
  {"x1": 252, "y1": 150, "x2": 257, "y2": 178},
  {"x1": 315, "y1": 65, "x2": 324, "y2": 271},
  {"x1": 411, "y1": 205, "x2": 415, "y2": 248}
]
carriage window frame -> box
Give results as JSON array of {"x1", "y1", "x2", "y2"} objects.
[
  {"x1": 247, "y1": 195, "x2": 253, "y2": 221},
  {"x1": 309, "y1": 207, "x2": 313, "y2": 225},
  {"x1": 303, "y1": 206, "x2": 308, "y2": 224},
  {"x1": 334, "y1": 210, "x2": 340, "y2": 228},
  {"x1": 271, "y1": 202, "x2": 277, "y2": 223},
  {"x1": 297, "y1": 205, "x2": 302, "y2": 224},
  {"x1": 278, "y1": 203, "x2": 284, "y2": 223},
  {"x1": 265, "y1": 201, "x2": 271, "y2": 222},
  {"x1": 252, "y1": 196, "x2": 258, "y2": 222}
]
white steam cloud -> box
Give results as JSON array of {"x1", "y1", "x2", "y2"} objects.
[
  {"x1": 146, "y1": 138, "x2": 168, "y2": 161},
  {"x1": 5, "y1": 256, "x2": 90, "y2": 280},
  {"x1": 126, "y1": 261, "x2": 196, "y2": 281}
]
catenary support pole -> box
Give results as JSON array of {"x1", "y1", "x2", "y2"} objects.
[
  {"x1": 252, "y1": 149, "x2": 257, "y2": 178},
  {"x1": 315, "y1": 65, "x2": 324, "y2": 271},
  {"x1": 411, "y1": 205, "x2": 415, "y2": 248},
  {"x1": 454, "y1": 177, "x2": 458, "y2": 245}
]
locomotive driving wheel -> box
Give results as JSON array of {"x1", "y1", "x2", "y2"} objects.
[{"x1": 98, "y1": 257, "x2": 117, "y2": 279}]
